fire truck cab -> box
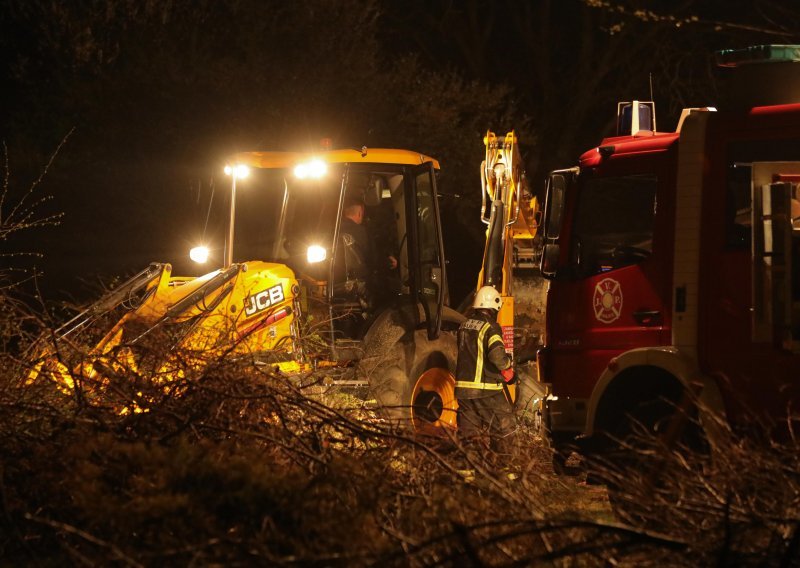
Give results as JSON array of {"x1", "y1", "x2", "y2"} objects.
[{"x1": 538, "y1": 45, "x2": 800, "y2": 465}]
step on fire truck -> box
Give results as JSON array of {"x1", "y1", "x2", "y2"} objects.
[{"x1": 537, "y1": 45, "x2": 800, "y2": 480}]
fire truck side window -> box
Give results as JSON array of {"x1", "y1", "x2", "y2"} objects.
[
  {"x1": 726, "y1": 163, "x2": 752, "y2": 248},
  {"x1": 569, "y1": 174, "x2": 657, "y2": 277}
]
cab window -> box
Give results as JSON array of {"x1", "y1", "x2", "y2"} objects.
[
  {"x1": 726, "y1": 163, "x2": 752, "y2": 249},
  {"x1": 569, "y1": 174, "x2": 657, "y2": 277}
]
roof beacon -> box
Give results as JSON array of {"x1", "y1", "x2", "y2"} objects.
[{"x1": 616, "y1": 100, "x2": 656, "y2": 136}]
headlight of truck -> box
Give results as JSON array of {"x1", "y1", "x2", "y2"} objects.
[{"x1": 224, "y1": 164, "x2": 250, "y2": 179}]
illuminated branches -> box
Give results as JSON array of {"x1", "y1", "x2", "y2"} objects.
[
  {"x1": 7, "y1": 322, "x2": 800, "y2": 566},
  {"x1": 582, "y1": 0, "x2": 800, "y2": 37},
  {"x1": 0, "y1": 133, "x2": 70, "y2": 290}
]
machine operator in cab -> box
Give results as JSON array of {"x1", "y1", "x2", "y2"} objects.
[
  {"x1": 339, "y1": 197, "x2": 371, "y2": 281},
  {"x1": 337, "y1": 195, "x2": 398, "y2": 304},
  {"x1": 455, "y1": 286, "x2": 516, "y2": 454}
]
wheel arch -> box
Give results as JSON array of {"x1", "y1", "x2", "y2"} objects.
[{"x1": 585, "y1": 347, "x2": 727, "y2": 443}]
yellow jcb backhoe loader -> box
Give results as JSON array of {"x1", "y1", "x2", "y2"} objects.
[{"x1": 29, "y1": 146, "x2": 464, "y2": 429}]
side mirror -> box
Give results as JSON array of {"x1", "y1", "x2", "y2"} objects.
[
  {"x1": 541, "y1": 243, "x2": 560, "y2": 278},
  {"x1": 545, "y1": 175, "x2": 566, "y2": 240}
]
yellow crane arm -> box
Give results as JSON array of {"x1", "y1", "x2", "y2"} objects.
[
  {"x1": 474, "y1": 131, "x2": 541, "y2": 403},
  {"x1": 476, "y1": 130, "x2": 540, "y2": 297}
]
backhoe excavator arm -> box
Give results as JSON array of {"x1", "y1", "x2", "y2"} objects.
[{"x1": 476, "y1": 131, "x2": 540, "y2": 364}]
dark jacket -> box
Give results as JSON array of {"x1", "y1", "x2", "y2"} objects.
[
  {"x1": 338, "y1": 217, "x2": 370, "y2": 280},
  {"x1": 454, "y1": 308, "x2": 512, "y2": 398}
]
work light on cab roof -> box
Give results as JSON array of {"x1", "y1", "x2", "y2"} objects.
[
  {"x1": 293, "y1": 158, "x2": 327, "y2": 179},
  {"x1": 224, "y1": 164, "x2": 250, "y2": 179}
]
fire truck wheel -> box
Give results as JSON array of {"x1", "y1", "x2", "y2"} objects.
[{"x1": 598, "y1": 396, "x2": 709, "y2": 526}]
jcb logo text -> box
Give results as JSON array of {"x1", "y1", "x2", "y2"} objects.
[{"x1": 244, "y1": 284, "x2": 285, "y2": 316}]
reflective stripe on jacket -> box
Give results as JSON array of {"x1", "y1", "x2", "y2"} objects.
[{"x1": 454, "y1": 309, "x2": 510, "y2": 396}]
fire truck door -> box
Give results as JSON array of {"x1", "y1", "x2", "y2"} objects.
[
  {"x1": 751, "y1": 162, "x2": 800, "y2": 350},
  {"x1": 551, "y1": 173, "x2": 665, "y2": 396}
]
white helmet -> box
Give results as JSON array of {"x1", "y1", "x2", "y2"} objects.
[{"x1": 474, "y1": 286, "x2": 502, "y2": 311}]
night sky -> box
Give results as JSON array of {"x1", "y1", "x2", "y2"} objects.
[{"x1": 1, "y1": 0, "x2": 795, "y2": 306}]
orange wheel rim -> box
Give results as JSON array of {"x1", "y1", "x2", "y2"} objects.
[{"x1": 411, "y1": 367, "x2": 457, "y2": 432}]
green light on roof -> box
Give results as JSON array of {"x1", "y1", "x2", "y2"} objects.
[{"x1": 716, "y1": 45, "x2": 800, "y2": 67}]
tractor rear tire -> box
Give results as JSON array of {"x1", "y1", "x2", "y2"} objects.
[
  {"x1": 369, "y1": 328, "x2": 458, "y2": 432},
  {"x1": 359, "y1": 307, "x2": 462, "y2": 432}
]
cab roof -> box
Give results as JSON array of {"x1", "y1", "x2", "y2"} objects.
[
  {"x1": 579, "y1": 131, "x2": 679, "y2": 168},
  {"x1": 228, "y1": 148, "x2": 440, "y2": 170}
]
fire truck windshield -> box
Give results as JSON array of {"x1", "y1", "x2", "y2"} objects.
[{"x1": 569, "y1": 174, "x2": 657, "y2": 277}]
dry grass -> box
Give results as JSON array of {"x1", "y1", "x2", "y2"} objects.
[{"x1": 0, "y1": 297, "x2": 797, "y2": 566}]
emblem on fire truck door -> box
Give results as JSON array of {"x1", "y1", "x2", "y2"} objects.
[{"x1": 593, "y1": 278, "x2": 623, "y2": 323}]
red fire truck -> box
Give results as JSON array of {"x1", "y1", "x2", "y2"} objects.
[{"x1": 537, "y1": 45, "x2": 800, "y2": 472}]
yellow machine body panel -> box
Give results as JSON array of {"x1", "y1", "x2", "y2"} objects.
[
  {"x1": 230, "y1": 148, "x2": 440, "y2": 170},
  {"x1": 224, "y1": 261, "x2": 297, "y2": 355}
]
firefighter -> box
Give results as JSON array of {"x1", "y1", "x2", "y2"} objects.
[{"x1": 455, "y1": 285, "x2": 516, "y2": 455}]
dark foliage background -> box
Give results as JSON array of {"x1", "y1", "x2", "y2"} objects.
[{"x1": 1, "y1": 0, "x2": 798, "y2": 306}]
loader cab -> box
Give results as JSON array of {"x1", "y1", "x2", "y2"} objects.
[
  {"x1": 227, "y1": 149, "x2": 447, "y2": 356},
  {"x1": 328, "y1": 161, "x2": 446, "y2": 346}
]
